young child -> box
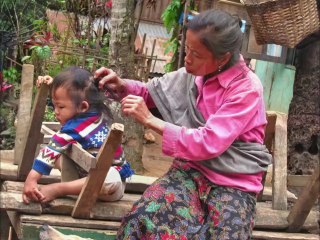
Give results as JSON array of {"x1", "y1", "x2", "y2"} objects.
[{"x1": 22, "y1": 66, "x2": 134, "y2": 204}]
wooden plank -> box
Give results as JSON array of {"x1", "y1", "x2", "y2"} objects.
[
  {"x1": 19, "y1": 215, "x2": 320, "y2": 240},
  {"x1": 288, "y1": 175, "x2": 312, "y2": 187},
  {"x1": 0, "y1": 192, "x2": 42, "y2": 214},
  {"x1": 272, "y1": 112, "x2": 288, "y2": 210},
  {"x1": 0, "y1": 161, "x2": 18, "y2": 181},
  {"x1": 0, "y1": 210, "x2": 19, "y2": 240},
  {"x1": 14, "y1": 64, "x2": 34, "y2": 165},
  {"x1": 262, "y1": 186, "x2": 297, "y2": 203},
  {"x1": 0, "y1": 161, "x2": 60, "y2": 183},
  {"x1": 287, "y1": 166, "x2": 320, "y2": 232},
  {"x1": 42, "y1": 122, "x2": 61, "y2": 132},
  {"x1": 41, "y1": 124, "x2": 97, "y2": 171},
  {"x1": 2, "y1": 191, "x2": 318, "y2": 231},
  {"x1": 66, "y1": 144, "x2": 97, "y2": 172},
  {"x1": 72, "y1": 123, "x2": 124, "y2": 219},
  {"x1": 6, "y1": 211, "x2": 22, "y2": 240},
  {"x1": 0, "y1": 150, "x2": 14, "y2": 162},
  {"x1": 265, "y1": 111, "x2": 277, "y2": 154},
  {"x1": 252, "y1": 230, "x2": 320, "y2": 240},
  {"x1": 41, "y1": 124, "x2": 56, "y2": 135},
  {"x1": 21, "y1": 214, "x2": 120, "y2": 230},
  {"x1": 1, "y1": 174, "x2": 156, "y2": 195},
  {"x1": 254, "y1": 202, "x2": 318, "y2": 231},
  {"x1": 18, "y1": 84, "x2": 49, "y2": 180},
  {"x1": 21, "y1": 223, "x2": 117, "y2": 240}
]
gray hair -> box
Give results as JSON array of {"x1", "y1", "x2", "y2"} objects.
[{"x1": 187, "y1": 9, "x2": 243, "y2": 70}]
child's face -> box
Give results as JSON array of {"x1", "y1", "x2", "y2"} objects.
[{"x1": 52, "y1": 87, "x2": 80, "y2": 125}]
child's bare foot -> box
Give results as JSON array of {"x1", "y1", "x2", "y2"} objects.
[{"x1": 39, "y1": 183, "x2": 63, "y2": 203}]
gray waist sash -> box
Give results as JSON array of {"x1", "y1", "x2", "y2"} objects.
[{"x1": 146, "y1": 67, "x2": 272, "y2": 174}]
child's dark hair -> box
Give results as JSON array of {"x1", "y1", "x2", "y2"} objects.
[
  {"x1": 187, "y1": 9, "x2": 243, "y2": 70},
  {"x1": 51, "y1": 66, "x2": 113, "y2": 120}
]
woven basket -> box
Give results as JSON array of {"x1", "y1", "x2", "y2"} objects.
[{"x1": 242, "y1": 0, "x2": 320, "y2": 48}]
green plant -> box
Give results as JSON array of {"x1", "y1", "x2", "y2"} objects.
[
  {"x1": 3, "y1": 67, "x2": 20, "y2": 84},
  {"x1": 161, "y1": 0, "x2": 183, "y2": 72},
  {"x1": 43, "y1": 106, "x2": 56, "y2": 122},
  {"x1": 161, "y1": 0, "x2": 197, "y2": 72}
]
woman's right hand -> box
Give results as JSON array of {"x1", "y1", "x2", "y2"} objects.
[{"x1": 94, "y1": 67, "x2": 126, "y2": 94}]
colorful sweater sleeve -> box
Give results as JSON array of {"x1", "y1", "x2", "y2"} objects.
[{"x1": 32, "y1": 129, "x2": 76, "y2": 175}]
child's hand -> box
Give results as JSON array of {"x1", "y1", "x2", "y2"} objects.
[
  {"x1": 36, "y1": 75, "x2": 53, "y2": 87},
  {"x1": 22, "y1": 170, "x2": 45, "y2": 204}
]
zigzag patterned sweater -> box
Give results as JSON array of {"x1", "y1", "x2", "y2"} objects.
[{"x1": 32, "y1": 112, "x2": 133, "y2": 180}]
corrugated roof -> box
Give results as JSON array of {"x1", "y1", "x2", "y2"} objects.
[{"x1": 136, "y1": 21, "x2": 172, "y2": 74}]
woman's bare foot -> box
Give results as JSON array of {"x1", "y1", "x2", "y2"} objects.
[{"x1": 39, "y1": 183, "x2": 63, "y2": 203}]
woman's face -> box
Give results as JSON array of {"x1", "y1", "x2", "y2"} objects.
[{"x1": 184, "y1": 30, "x2": 220, "y2": 76}]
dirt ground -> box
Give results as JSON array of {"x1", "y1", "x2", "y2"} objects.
[{"x1": 141, "y1": 129, "x2": 173, "y2": 177}]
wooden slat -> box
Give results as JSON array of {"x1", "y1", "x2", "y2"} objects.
[
  {"x1": 21, "y1": 223, "x2": 117, "y2": 239},
  {"x1": 21, "y1": 214, "x2": 120, "y2": 230},
  {"x1": 42, "y1": 122, "x2": 61, "y2": 132},
  {"x1": 252, "y1": 230, "x2": 320, "y2": 240},
  {"x1": 41, "y1": 124, "x2": 97, "y2": 172},
  {"x1": 14, "y1": 64, "x2": 34, "y2": 165},
  {"x1": 288, "y1": 175, "x2": 312, "y2": 187},
  {"x1": 1, "y1": 190, "x2": 318, "y2": 231},
  {"x1": 72, "y1": 123, "x2": 124, "y2": 219},
  {"x1": 272, "y1": 112, "x2": 288, "y2": 210},
  {"x1": 66, "y1": 144, "x2": 97, "y2": 172},
  {"x1": 0, "y1": 150, "x2": 14, "y2": 162},
  {"x1": 6, "y1": 211, "x2": 22, "y2": 240},
  {"x1": 287, "y1": 166, "x2": 320, "y2": 232},
  {"x1": 0, "y1": 192, "x2": 42, "y2": 214},
  {"x1": 18, "y1": 84, "x2": 49, "y2": 180}
]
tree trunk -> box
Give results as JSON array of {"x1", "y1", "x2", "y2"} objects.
[
  {"x1": 287, "y1": 33, "x2": 320, "y2": 175},
  {"x1": 109, "y1": 0, "x2": 145, "y2": 174}
]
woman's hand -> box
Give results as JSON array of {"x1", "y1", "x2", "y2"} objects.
[
  {"x1": 121, "y1": 95, "x2": 153, "y2": 126},
  {"x1": 94, "y1": 67, "x2": 127, "y2": 94},
  {"x1": 36, "y1": 75, "x2": 53, "y2": 87},
  {"x1": 121, "y1": 95, "x2": 166, "y2": 135}
]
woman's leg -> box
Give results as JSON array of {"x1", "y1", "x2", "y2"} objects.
[
  {"x1": 204, "y1": 186, "x2": 256, "y2": 240},
  {"x1": 116, "y1": 165, "x2": 209, "y2": 240}
]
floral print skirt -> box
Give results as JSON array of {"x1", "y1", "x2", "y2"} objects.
[{"x1": 117, "y1": 160, "x2": 257, "y2": 240}]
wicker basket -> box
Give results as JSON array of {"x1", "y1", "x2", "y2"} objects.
[{"x1": 242, "y1": 0, "x2": 320, "y2": 48}]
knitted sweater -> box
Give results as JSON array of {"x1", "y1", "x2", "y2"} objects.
[{"x1": 32, "y1": 112, "x2": 133, "y2": 180}]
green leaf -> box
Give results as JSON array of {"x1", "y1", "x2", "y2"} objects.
[
  {"x1": 35, "y1": 45, "x2": 52, "y2": 60},
  {"x1": 21, "y1": 56, "x2": 31, "y2": 62}
]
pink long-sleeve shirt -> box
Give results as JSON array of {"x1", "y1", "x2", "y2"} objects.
[{"x1": 125, "y1": 58, "x2": 267, "y2": 193}]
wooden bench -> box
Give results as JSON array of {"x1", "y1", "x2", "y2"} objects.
[{"x1": 0, "y1": 65, "x2": 318, "y2": 239}]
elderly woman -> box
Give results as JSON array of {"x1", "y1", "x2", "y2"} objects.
[{"x1": 96, "y1": 9, "x2": 271, "y2": 240}]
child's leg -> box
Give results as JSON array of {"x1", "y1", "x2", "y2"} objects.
[
  {"x1": 60, "y1": 156, "x2": 80, "y2": 182},
  {"x1": 98, "y1": 166, "x2": 125, "y2": 202},
  {"x1": 39, "y1": 177, "x2": 86, "y2": 203}
]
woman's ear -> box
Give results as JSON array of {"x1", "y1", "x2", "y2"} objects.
[
  {"x1": 219, "y1": 52, "x2": 232, "y2": 68},
  {"x1": 80, "y1": 101, "x2": 90, "y2": 112}
]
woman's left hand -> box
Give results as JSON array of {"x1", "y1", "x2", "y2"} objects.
[{"x1": 121, "y1": 95, "x2": 153, "y2": 126}]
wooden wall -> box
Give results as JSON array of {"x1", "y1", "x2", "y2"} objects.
[
  {"x1": 255, "y1": 60, "x2": 296, "y2": 114},
  {"x1": 139, "y1": 0, "x2": 172, "y2": 24}
]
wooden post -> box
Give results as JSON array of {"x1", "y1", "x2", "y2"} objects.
[
  {"x1": 14, "y1": 64, "x2": 34, "y2": 165},
  {"x1": 72, "y1": 123, "x2": 124, "y2": 219},
  {"x1": 178, "y1": 0, "x2": 189, "y2": 69},
  {"x1": 287, "y1": 166, "x2": 320, "y2": 232},
  {"x1": 17, "y1": 84, "x2": 49, "y2": 180},
  {"x1": 272, "y1": 112, "x2": 288, "y2": 210}
]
